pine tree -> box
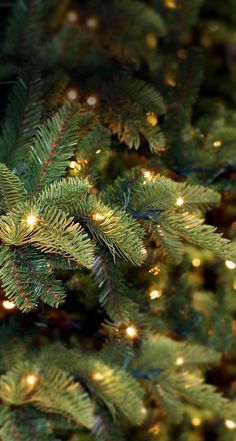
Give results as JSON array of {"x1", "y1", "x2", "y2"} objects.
[{"x1": 0, "y1": 1, "x2": 235, "y2": 440}]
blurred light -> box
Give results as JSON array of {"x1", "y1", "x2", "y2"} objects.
[
  {"x1": 225, "y1": 260, "x2": 236, "y2": 270},
  {"x1": 67, "y1": 88, "x2": 78, "y2": 100},
  {"x1": 164, "y1": 0, "x2": 177, "y2": 8},
  {"x1": 66, "y1": 10, "x2": 78, "y2": 24},
  {"x1": 87, "y1": 96, "x2": 97, "y2": 106},
  {"x1": 233, "y1": 281, "x2": 236, "y2": 290},
  {"x1": 175, "y1": 197, "x2": 184, "y2": 207},
  {"x1": 69, "y1": 160, "x2": 77, "y2": 169},
  {"x1": 146, "y1": 33, "x2": 158, "y2": 48},
  {"x1": 2, "y1": 300, "x2": 15, "y2": 310},
  {"x1": 26, "y1": 214, "x2": 37, "y2": 227},
  {"x1": 92, "y1": 212, "x2": 104, "y2": 221},
  {"x1": 96, "y1": 149, "x2": 101, "y2": 154},
  {"x1": 146, "y1": 112, "x2": 158, "y2": 127},
  {"x1": 86, "y1": 17, "x2": 98, "y2": 29},
  {"x1": 225, "y1": 420, "x2": 236, "y2": 430},
  {"x1": 192, "y1": 417, "x2": 201, "y2": 427},
  {"x1": 126, "y1": 326, "x2": 138, "y2": 339},
  {"x1": 149, "y1": 265, "x2": 160, "y2": 276},
  {"x1": 213, "y1": 140, "x2": 222, "y2": 148},
  {"x1": 175, "y1": 357, "x2": 184, "y2": 366},
  {"x1": 177, "y1": 49, "x2": 187, "y2": 59},
  {"x1": 192, "y1": 258, "x2": 201, "y2": 268},
  {"x1": 92, "y1": 372, "x2": 104, "y2": 381},
  {"x1": 149, "y1": 289, "x2": 162, "y2": 300},
  {"x1": 149, "y1": 424, "x2": 161, "y2": 435}
]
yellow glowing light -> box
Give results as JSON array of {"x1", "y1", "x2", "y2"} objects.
[
  {"x1": 146, "y1": 33, "x2": 158, "y2": 48},
  {"x1": 69, "y1": 160, "x2": 77, "y2": 169},
  {"x1": 175, "y1": 357, "x2": 184, "y2": 366},
  {"x1": 67, "y1": 88, "x2": 78, "y2": 100},
  {"x1": 225, "y1": 260, "x2": 236, "y2": 270},
  {"x1": 149, "y1": 289, "x2": 162, "y2": 300},
  {"x1": 96, "y1": 149, "x2": 101, "y2": 154},
  {"x1": 213, "y1": 140, "x2": 222, "y2": 148},
  {"x1": 25, "y1": 373, "x2": 39, "y2": 387},
  {"x1": 143, "y1": 170, "x2": 152, "y2": 180},
  {"x1": 164, "y1": 0, "x2": 177, "y2": 8},
  {"x1": 192, "y1": 258, "x2": 201, "y2": 268},
  {"x1": 141, "y1": 247, "x2": 147, "y2": 257},
  {"x1": 165, "y1": 71, "x2": 176, "y2": 87},
  {"x1": 233, "y1": 281, "x2": 236, "y2": 290},
  {"x1": 2, "y1": 300, "x2": 15, "y2": 310},
  {"x1": 126, "y1": 326, "x2": 138, "y2": 339},
  {"x1": 66, "y1": 10, "x2": 79, "y2": 24},
  {"x1": 86, "y1": 17, "x2": 98, "y2": 29},
  {"x1": 141, "y1": 406, "x2": 147, "y2": 416},
  {"x1": 192, "y1": 417, "x2": 201, "y2": 427},
  {"x1": 175, "y1": 197, "x2": 184, "y2": 207},
  {"x1": 26, "y1": 214, "x2": 37, "y2": 227},
  {"x1": 92, "y1": 372, "x2": 104, "y2": 381},
  {"x1": 225, "y1": 420, "x2": 236, "y2": 430},
  {"x1": 149, "y1": 265, "x2": 160, "y2": 276},
  {"x1": 149, "y1": 424, "x2": 161, "y2": 435},
  {"x1": 87, "y1": 96, "x2": 97, "y2": 106},
  {"x1": 146, "y1": 112, "x2": 158, "y2": 127},
  {"x1": 92, "y1": 212, "x2": 104, "y2": 222}
]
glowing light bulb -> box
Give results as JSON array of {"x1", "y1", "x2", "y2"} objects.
[
  {"x1": 149, "y1": 424, "x2": 161, "y2": 435},
  {"x1": 86, "y1": 17, "x2": 98, "y2": 29},
  {"x1": 126, "y1": 326, "x2": 138, "y2": 339},
  {"x1": 69, "y1": 161, "x2": 77, "y2": 169},
  {"x1": 92, "y1": 372, "x2": 104, "y2": 381},
  {"x1": 143, "y1": 170, "x2": 152, "y2": 180},
  {"x1": 146, "y1": 112, "x2": 158, "y2": 127},
  {"x1": 86, "y1": 96, "x2": 97, "y2": 106},
  {"x1": 175, "y1": 357, "x2": 184, "y2": 366},
  {"x1": 225, "y1": 420, "x2": 236, "y2": 430},
  {"x1": 2, "y1": 300, "x2": 15, "y2": 310},
  {"x1": 192, "y1": 258, "x2": 201, "y2": 268},
  {"x1": 164, "y1": 71, "x2": 176, "y2": 87},
  {"x1": 141, "y1": 247, "x2": 147, "y2": 257},
  {"x1": 164, "y1": 0, "x2": 177, "y2": 8},
  {"x1": 192, "y1": 417, "x2": 201, "y2": 427},
  {"x1": 146, "y1": 33, "x2": 158, "y2": 48},
  {"x1": 149, "y1": 265, "x2": 160, "y2": 276},
  {"x1": 96, "y1": 149, "x2": 101, "y2": 154},
  {"x1": 141, "y1": 406, "x2": 147, "y2": 416},
  {"x1": 66, "y1": 10, "x2": 79, "y2": 24},
  {"x1": 225, "y1": 260, "x2": 236, "y2": 270},
  {"x1": 26, "y1": 214, "x2": 37, "y2": 227},
  {"x1": 67, "y1": 88, "x2": 78, "y2": 100},
  {"x1": 233, "y1": 280, "x2": 236, "y2": 290},
  {"x1": 92, "y1": 212, "x2": 104, "y2": 222},
  {"x1": 149, "y1": 289, "x2": 162, "y2": 300},
  {"x1": 213, "y1": 140, "x2": 222, "y2": 148},
  {"x1": 175, "y1": 197, "x2": 184, "y2": 207}
]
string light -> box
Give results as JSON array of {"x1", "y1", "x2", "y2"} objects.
[
  {"x1": 225, "y1": 420, "x2": 236, "y2": 430},
  {"x1": 146, "y1": 33, "x2": 158, "y2": 48},
  {"x1": 66, "y1": 10, "x2": 79, "y2": 24},
  {"x1": 126, "y1": 325, "x2": 138, "y2": 339},
  {"x1": 192, "y1": 417, "x2": 201, "y2": 427},
  {"x1": 149, "y1": 289, "x2": 162, "y2": 300},
  {"x1": 225, "y1": 260, "x2": 236, "y2": 270},
  {"x1": 67, "y1": 88, "x2": 78, "y2": 100},
  {"x1": 26, "y1": 214, "x2": 37, "y2": 227},
  {"x1": 213, "y1": 140, "x2": 222, "y2": 148},
  {"x1": 92, "y1": 212, "x2": 105, "y2": 222},
  {"x1": 86, "y1": 96, "x2": 97, "y2": 106},
  {"x1": 96, "y1": 149, "x2": 101, "y2": 154},
  {"x1": 149, "y1": 424, "x2": 161, "y2": 435},
  {"x1": 175, "y1": 197, "x2": 184, "y2": 207},
  {"x1": 192, "y1": 258, "x2": 201, "y2": 268},
  {"x1": 86, "y1": 17, "x2": 99, "y2": 29},
  {"x1": 149, "y1": 265, "x2": 160, "y2": 276},
  {"x1": 143, "y1": 169, "x2": 153, "y2": 180},
  {"x1": 175, "y1": 357, "x2": 184, "y2": 366},
  {"x1": 141, "y1": 406, "x2": 147, "y2": 416},
  {"x1": 22, "y1": 372, "x2": 40, "y2": 391},
  {"x1": 164, "y1": 71, "x2": 176, "y2": 87},
  {"x1": 164, "y1": 0, "x2": 177, "y2": 8},
  {"x1": 146, "y1": 112, "x2": 158, "y2": 127},
  {"x1": 2, "y1": 300, "x2": 15, "y2": 310},
  {"x1": 92, "y1": 372, "x2": 104, "y2": 381},
  {"x1": 233, "y1": 280, "x2": 236, "y2": 290}
]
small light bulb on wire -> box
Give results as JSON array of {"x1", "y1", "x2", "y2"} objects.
[
  {"x1": 87, "y1": 96, "x2": 97, "y2": 106},
  {"x1": 146, "y1": 33, "x2": 158, "y2": 48},
  {"x1": 149, "y1": 424, "x2": 161, "y2": 435},
  {"x1": 175, "y1": 357, "x2": 184, "y2": 366},
  {"x1": 66, "y1": 10, "x2": 79, "y2": 24},
  {"x1": 86, "y1": 16, "x2": 99, "y2": 29},
  {"x1": 26, "y1": 214, "x2": 37, "y2": 227},
  {"x1": 2, "y1": 300, "x2": 15, "y2": 310},
  {"x1": 164, "y1": 0, "x2": 177, "y2": 8},
  {"x1": 225, "y1": 420, "x2": 236, "y2": 430},
  {"x1": 96, "y1": 149, "x2": 101, "y2": 154},
  {"x1": 67, "y1": 88, "x2": 78, "y2": 101},
  {"x1": 192, "y1": 258, "x2": 201, "y2": 268},
  {"x1": 149, "y1": 289, "x2": 162, "y2": 300},
  {"x1": 213, "y1": 140, "x2": 222, "y2": 148},
  {"x1": 92, "y1": 372, "x2": 104, "y2": 381},
  {"x1": 175, "y1": 197, "x2": 184, "y2": 207},
  {"x1": 92, "y1": 212, "x2": 104, "y2": 222},
  {"x1": 164, "y1": 71, "x2": 176, "y2": 87},
  {"x1": 192, "y1": 417, "x2": 201, "y2": 427},
  {"x1": 126, "y1": 325, "x2": 138, "y2": 340},
  {"x1": 225, "y1": 260, "x2": 236, "y2": 270},
  {"x1": 146, "y1": 112, "x2": 158, "y2": 127},
  {"x1": 22, "y1": 372, "x2": 40, "y2": 391}
]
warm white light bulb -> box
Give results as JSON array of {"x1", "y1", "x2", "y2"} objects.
[
  {"x1": 66, "y1": 10, "x2": 78, "y2": 24},
  {"x1": 86, "y1": 17, "x2": 98, "y2": 29},
  {"x1": 175, "y1": 197, "x2": 184, "y2": 207},
  {"x1": 87, "y1": 96, "x2": 97, "y2": 106},
  {"x1": 126, "y1": 326, "x2": 138, "y2": 339},
  {"x1": 2, "y1": 300, "x2": 15, "y2": 310},
  {"x1": 149, "y1": 289, "x2": 162, "y2": 300},
  {"x1": 67, "y1": 89, "x2": 78, "y2": 100},
  {"x1": 25, "y1": 374, "x2": 38, "y2": 386},
  {"x1": 225, "y1": 420, "x2": 236, "y2": 430},
  {"x1": 92, "y1": 212, "x2": 104, "y2": 221},
  {"x1": 192, "y1": 258, "x2": 201, "y2": 268},
  {"x1": 225, "y1": 260, "x2": 236, "y2": 270},
  {"x1": 92, "y1": 372, "x2": 104, "y2": 381},
  {"x1": 26, "y1": 214, "x2": 37, "y2": 227},
  {"x1": 175, "y1": 357, "x2": 184, "y2": 366},
  {"x1": 192, "y1": 417, "x2": 201, "y2": 427}
]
